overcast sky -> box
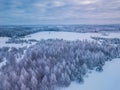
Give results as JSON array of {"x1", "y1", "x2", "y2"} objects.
[{"x1": 0, "y1": 0, "x2": 120, "y2": 25}]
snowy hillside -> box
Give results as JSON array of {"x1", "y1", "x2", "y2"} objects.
[{"x1": 62, "y1": 58, "x2": 120, "y2": 90}]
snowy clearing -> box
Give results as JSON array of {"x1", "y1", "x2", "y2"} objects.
[
  {"x1": 0, "y1": 31, "x2": 120, "y2": 48},
  {"x1": 25, "y1": 31, "x2": 120, "y2": 41},
  {"x1": 0, "y1": 37, "x2": 32, "y2": 48},
  {"x1": 61, "y1": 58, "x2": 120, "y2": 90}
]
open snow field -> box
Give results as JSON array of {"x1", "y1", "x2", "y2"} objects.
[
  {"x1": 25, "y1": 31, "x2": 120, "y2": 41},
  {"x1": 62, "y1": 58, "x2": 120, "y2": 90},
  {"x1": 0, "y1": 31, "x2": 120, "y2": 48}
]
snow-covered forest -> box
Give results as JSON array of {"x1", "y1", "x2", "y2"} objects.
[
  {"x1": 0, "y1": 39, "x2": 120, "y2": 90},
  {"x1": 0, "y1": 25, "x2": 120, "y2": 90}
]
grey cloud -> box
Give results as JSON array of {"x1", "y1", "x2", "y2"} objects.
[{"x1": 0, "y1": 0, "x2": 120, "y2": 24}]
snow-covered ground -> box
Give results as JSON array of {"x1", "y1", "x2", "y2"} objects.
[
  {"x1": 25, "y1": 31, "x2": 120, "y2": 41},
  {"x1": 0, "y1": 37, "x2": 9, "y2": 47},
  {"x1": 25, "y1": 31, "x2": 94, "y2": 41},
  {"x1": 0, "y1": 37, "x2": 30, "y2": 48},
  {"x1": 0, "y1": 31, "x2": 120, "y2": 48},
  {"x1": 61, "y1": 58, "x2": 120, "y2": 90}
]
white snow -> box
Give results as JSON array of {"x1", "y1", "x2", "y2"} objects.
[
  {"x1": 0, "y1": 58, "x2": 7, "y2": 69},
  {"x1": 25, "y1": 31, "x2": 94, "y2": 41},
  {"x1": 25, "y1": 31, "x2": 120, "y2": 41},
  {"x1": 0, "y1": 31, "x2": 120, "y2": 48},
  {"x1": 61, "y1": 58, "x2": 120, "y2": 90},
  {"x1": 0, "y1": 37, "x2": 9, "y2": 47},
  {"x1": 0, "y1": 37, "x2": 30, "y2": 48},
  {"x1": 0, "y1": 37, "x2": 34, "y2": 48}
]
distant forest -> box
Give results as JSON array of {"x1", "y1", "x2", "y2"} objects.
[{"x1": 0, "y1": 25, "x2": 120, "y2": 38}]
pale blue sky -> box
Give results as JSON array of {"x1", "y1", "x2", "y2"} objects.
[{"x1": 0, "y1": 0, "x2": 120, "y2": 25}]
